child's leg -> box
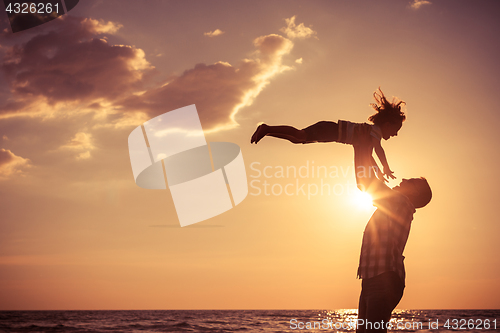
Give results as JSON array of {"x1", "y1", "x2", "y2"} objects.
[
  {"x1": 266, "y1": 125, "x2": 307, "y2": 143},
  {"x1": 251, "y1": 124, "x2": 307, "y2": 144},
  {"x1": 302, "y1": 121, "x2": 338, "y2": 143}
]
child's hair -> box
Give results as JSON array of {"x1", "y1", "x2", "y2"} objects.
[{"x1": 368, "y1": 88, "x2": 406, "y2": 125}]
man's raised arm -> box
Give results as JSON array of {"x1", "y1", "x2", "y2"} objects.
[{"x1": 353, "y1": 124, "x2": 389, "y2": 196}]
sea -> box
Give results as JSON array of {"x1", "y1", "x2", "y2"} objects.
[{"x1": 0, "y1": 309, "x2": 498, "y2": 333}]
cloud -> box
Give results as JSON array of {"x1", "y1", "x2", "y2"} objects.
[
  {"x1": 118, "y1": 34, "x2": 294, "y2": 131},
  {"x1": 280, "y1": 16, "x2": 317, "y2": 40},
  {"x1": 60, "y1": 132, "x2": 93, "y2": 150},
  {"x1": 76, "y1": 151, "x2": 91, "y2": 160},
  {"x1": 0, "y1": 14, "x2": 317, "y2": 186},
  {"x1": 409, "y1": 0, "x2": 432, "y2": 10},
  {"x1": 0, "y1": 148, "x2": 31, "y2": 179},
  {"x1": 204, "y1": 29, "x2": 225, "y2": 38},
  {"x1": 0, "y1": 15, "x2": 306, "y2": 137},
  {"x1": 81, "y1": 18, "x2": 123, "y2": 34},
  {"x1": 59, "y1": 132, "x2": 94, "y2": 159},
  {"x1": 0, "y1": 16, "x2": 153, "y2": 117}
]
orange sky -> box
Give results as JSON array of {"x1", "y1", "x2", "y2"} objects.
[{"x1": 0, "y1": 0, "x2": 499, "y2": 310}]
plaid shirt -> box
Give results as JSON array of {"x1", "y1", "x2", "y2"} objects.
[{"x1": 357, "y1": 189, "x2": 416, "y2": 284}]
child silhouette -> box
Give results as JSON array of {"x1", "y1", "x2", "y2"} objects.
[{"x1": 250, "y1": 88, "x2": 406, "y2": 182}]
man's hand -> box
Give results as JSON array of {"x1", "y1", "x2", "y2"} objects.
[
  {"x1": 353, "y1": 124, "x2": 392, "y2": 196},
  {"x1": 376, "y1": 167, "x2": 389, "y2": 183},
  {"x1": 384, "y1": 169, "x2": 396, "y2": 180}
]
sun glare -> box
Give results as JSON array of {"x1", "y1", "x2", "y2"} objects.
[{"x1": 351, "y1": 191, "x2": 374, "y2": 210}]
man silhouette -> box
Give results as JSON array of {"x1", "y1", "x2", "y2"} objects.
[{"x1": 352, "y1": 125, "x2": 432, "y2": 333}]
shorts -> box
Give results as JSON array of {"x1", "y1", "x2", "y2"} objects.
[{"x1": 302, "y1": 121, "x2": 339, "y2": 143}]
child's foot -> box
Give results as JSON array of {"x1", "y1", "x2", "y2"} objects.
[{"x1": 251, "y1": 124, "x2": 268, "y2": 144}]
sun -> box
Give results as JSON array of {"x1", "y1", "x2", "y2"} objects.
[{"x1": 351, "y1": 190, "x2": 374, "y2": 210}]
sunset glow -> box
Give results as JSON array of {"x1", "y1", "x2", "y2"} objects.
[
  {"x1": 351, "y1": 190, "x2": 374, "y2": 211},
  {"x1": 0, "y1": 0, "x2": 499, "y2": 311}
]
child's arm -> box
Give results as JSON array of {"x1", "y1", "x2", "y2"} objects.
[
  {"x1": 372, "y1": 138, "x2": 396, "y2": 180},
  {"x1": 370, "y1": 154, "x2": 387, "y2": 183}
]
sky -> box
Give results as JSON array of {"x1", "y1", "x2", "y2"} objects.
[{"x1": 0, "y1": 0, "x2": 499, "y2": 310}]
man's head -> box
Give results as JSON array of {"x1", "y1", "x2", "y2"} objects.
[{"x1": 393, "y1": 177, "x2": 432, "y2": 208}]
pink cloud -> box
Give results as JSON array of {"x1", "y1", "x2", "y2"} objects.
[
  {"x1": 118, "y1": 34, "x2": 294, "y2": 131},
  {"x1": 0, "y1": 16, "x2": 152, "y2": 114},
  {"x1": 59, "y1": 132, "x2": 94, "y2": 160},
  {"x1": 0, "y1": 14, "x2": 316, "y2": 187},
  {"x1": 0, "y1": 148, "x2": 31, "y2": 179},
  {"x1": 409, "y1": 0, "x2": 432, "y2": 10},
  {"x1": 280, "y1": 16, "x2": 317, "y2": 40},
  {"x1": 204, "y1": 29, "x2": 225, "y2": 37},
  {"x1": 0, "y1": 15, "x2": 305, "y2": 133}
]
